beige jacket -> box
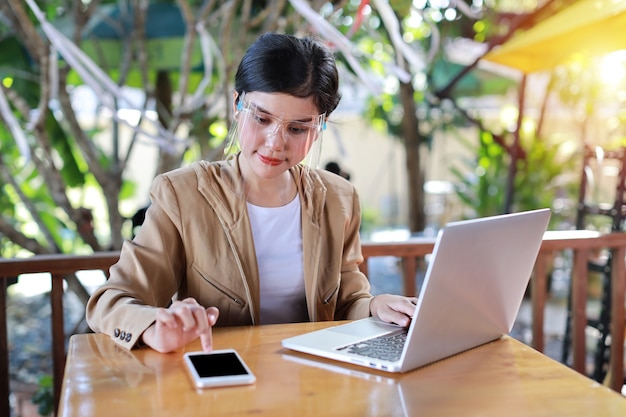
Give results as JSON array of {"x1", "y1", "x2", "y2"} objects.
[{"x1": 86, "y1": 156, "x2": 373, "y2": 349}]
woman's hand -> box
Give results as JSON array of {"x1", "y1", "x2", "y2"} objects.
[
  {"x1": 369, "y1": 294, "x2": 418, "y2": 327},
  {"x1": 141, "y1": 298, "x2": 219, "y2": 353}
]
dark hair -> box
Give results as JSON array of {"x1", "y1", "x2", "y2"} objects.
[{"x1": 234, "y1": 33, "x2": 341, "y2": 117}]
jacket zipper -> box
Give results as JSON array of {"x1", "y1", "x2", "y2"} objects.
[
  {"x1": 216, "y1": 216, "x2": 257, "y2": 324},
  {"x1": 323, "y1": 283, "x2": 340, "y2": 304},
  {"x1": 194, "y1": 266, "x2": 245, "y2": 306}
]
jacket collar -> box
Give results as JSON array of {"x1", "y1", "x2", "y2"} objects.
[{"x1": 193, "y1": 154, "x2": 326, "y2": 228}]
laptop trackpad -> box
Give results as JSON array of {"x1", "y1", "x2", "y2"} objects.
[{"x1": 328, "y1": 319, "x2": 401, "y2": 338}]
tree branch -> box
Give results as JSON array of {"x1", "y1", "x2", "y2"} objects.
[
  {"x1": 433, "y1": 0, "x2": 566, "y2": 100},
  {"x1": 0, "y1": 216, "x2": 49, "y2": 254},
  {"x1": 0, "y1": 162, "x2": 58, "y2": 252}
]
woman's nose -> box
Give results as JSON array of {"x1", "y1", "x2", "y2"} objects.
[{"x1": 265, "y1": 125, "x2": 287, "y2": 150}]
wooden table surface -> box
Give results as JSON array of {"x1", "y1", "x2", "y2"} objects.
[{"x1": 58, "y1": 321, "x2": 626, "y2": 417}]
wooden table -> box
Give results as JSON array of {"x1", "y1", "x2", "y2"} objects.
[{"x1": 58, "y1": 322, "x2": 626, "y2": 416}]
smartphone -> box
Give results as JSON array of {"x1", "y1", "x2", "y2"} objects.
[{"x1": 183, "y1": 349, "x2": 256, "y2": 388}]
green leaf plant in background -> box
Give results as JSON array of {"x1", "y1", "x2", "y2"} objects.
[
  {"x1": 31, "y1": 374, "x2": 53, "y2": 417},
  {"x1": 450, "y1": 129, "x2": 507, "y2": 219},
  {"x1": 450, "y1": 128, "x2": 579, "y2": 229}
]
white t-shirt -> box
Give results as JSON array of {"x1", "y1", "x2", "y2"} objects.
[{"x1": 247, "y1": 195, "x2": 308, "y2": 324}]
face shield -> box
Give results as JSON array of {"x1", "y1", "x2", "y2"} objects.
[{"x1": 224, "y1": 92, "x2": 326, "y2": 170}]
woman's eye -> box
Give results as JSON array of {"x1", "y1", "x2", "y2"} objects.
[
  {"x1": 254, "y1": 114, "x2": 272, "y2": 125},
  {"x1": 288, "y1": 124, "x2": 309, "y2": 135}
]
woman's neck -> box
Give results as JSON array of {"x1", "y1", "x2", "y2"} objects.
[{"x1": 242, "y1": 168, "x2": 297, "y2": 208}]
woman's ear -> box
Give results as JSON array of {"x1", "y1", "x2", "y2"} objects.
[{"x1": 232, "y1": 91, "x2": 240, "y2": 114}]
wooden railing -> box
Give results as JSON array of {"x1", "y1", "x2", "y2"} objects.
[
  {"x1": 1, "y1": 231, "x2": 625, "y2": 416},
  {"x1": 0, "y1": 252, "x2": 120, "y2": 417}
]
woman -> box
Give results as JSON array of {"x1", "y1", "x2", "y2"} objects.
[{"x1": 86, "y1": 33, "x2": 417, "y2": 353}]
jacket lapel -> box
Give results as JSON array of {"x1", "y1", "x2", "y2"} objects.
[
  {"x1": 193, "y1": 158, "x2": 261, "y2": 323},
  {"x1": 298, "y1": 166, "x2": 326, "y2": 321}
]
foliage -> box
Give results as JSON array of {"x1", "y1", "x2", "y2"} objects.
[
  {"x1": 322, "y1": 0, "x2": 536, "y2": 231},
  {"x1": 451, "y1": 128, "x2": 579, "y2": 228},
  {"x1": 31, "y1": 374, "x2": 54, "y2": 417},
  {"x1": 514, "y1": 135, "x2": 578, "y2": 224},
  {"x1": 450, "y1": 130, "x2": 507, "y2": 217}
]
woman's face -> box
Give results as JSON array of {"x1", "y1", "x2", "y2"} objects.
[{"x1": 235, "y1": 92, "x2": 323, "y2": 180}]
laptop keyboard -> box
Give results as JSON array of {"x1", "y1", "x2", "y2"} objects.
[{"x1": 340, "y1": 331, "x2": 408, "y2": 362}]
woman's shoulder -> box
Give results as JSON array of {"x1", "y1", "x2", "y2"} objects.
[
  {"x1": 315, "y1": 168, "x2": 354, "y2": 191},
  {"x1": 309, "y1": 168, "x2": 359, "y2": 206},
  {"x1": 153, "y1": 159, "x2": 243, "y2": 202},
  {"x1": 156, "y1": 160, "x2": 228, "y2": 184}
]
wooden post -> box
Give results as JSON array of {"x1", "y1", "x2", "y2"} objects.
[
  {"x1": 51, "y1": 273, "x2": 66, "y2": 415},
  {"x1": 0, "y1": 278, "x2": 9, "y2": 417}
]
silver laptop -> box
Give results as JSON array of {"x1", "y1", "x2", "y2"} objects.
[{"x1": 281, "y1": 208, "x2": 551, "y2": 373}]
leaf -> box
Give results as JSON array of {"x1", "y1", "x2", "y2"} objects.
[{"x1": 45, "y1": 113, "x2": 86, "y2": 187}]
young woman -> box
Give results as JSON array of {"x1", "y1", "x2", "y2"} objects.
[{"x1": 86, "y1": 33, "x2": 417, "y2": 353}]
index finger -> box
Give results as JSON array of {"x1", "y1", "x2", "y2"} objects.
[
  {"x1": 199, "y1": 329, "x2": 213, "y2": 352},
  {"x1": 199, "y1": 308, "x2": 219, "y2": 352}
]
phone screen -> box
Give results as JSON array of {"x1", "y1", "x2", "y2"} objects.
[
  {"x1": 188, "y1": 351, "x2": 249, "y2": 377},
  {"x1": 183, "y1": 349, "x2": 256, "y2": 388}
]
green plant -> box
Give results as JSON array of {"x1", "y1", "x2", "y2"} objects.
[
  {"x1": 450, "y1": 130, "x2": 507, "y2": 218},
  {"x1": 31, "y1": 374, "x2": 54, "y2": 417},
  {"x1": 450, "y1": 129, "x2": 579, "y2": 228}
]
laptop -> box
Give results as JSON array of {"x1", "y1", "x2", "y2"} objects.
[{"x1": 281, "y1": 208, "x2": 551, "y2": 373}]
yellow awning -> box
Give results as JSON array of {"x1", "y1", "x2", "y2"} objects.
[{"x1": 483, "y1": 0, "x2": 626, "y2": 73}]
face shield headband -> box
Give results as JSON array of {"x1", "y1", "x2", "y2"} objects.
[{"x1": 224, "y1": 92, "x2": 327, "y2": 170}]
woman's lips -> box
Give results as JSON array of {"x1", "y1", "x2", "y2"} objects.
[{"x1": 258, "y1": 154, "x2": 283, "y2": 166}]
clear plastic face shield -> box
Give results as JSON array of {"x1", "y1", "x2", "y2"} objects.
[{"x1": 224, "y1": 92, "x2": 326, "y2": 171}]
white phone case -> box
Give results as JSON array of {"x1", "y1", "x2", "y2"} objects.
[{"x1": 183, "y1": 349, "x2": 256, "y2": 388}]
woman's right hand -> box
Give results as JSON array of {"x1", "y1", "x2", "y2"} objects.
[{"x1": 141, "y1": 298, "x2": 219, "y2": 353}]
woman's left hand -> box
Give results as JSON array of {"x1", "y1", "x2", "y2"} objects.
[{"x1": 369, "y1": 294, "x2": 418, "y2": 327}]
